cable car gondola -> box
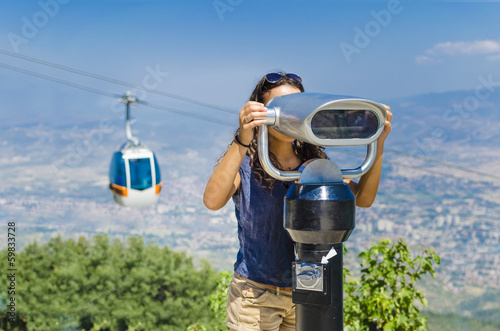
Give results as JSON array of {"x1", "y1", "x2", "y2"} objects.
[{"x1": 109, "y1": 93, "x2": 162, "y2": 207}]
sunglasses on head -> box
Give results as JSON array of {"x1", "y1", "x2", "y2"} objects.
[{"x1": 265, "y1": 72, "x2": 302, "y2": 84}]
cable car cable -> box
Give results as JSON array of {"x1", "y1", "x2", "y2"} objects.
[
  {"x1": 384, "y1": 148, "x2": 500, "y2": 181},
  {"x1": 0, "y1": 62, "x2": 234, "y2": 127},
  {"x1": 136, "y1": 100, "x2": 233, "y2": 126},
  {"x1": 0, "y1": 62, "x2": 121, "y2": 99},
  {"x1": 386, "y1": 159, "x2": 495, "y2": 187},
  {"x1": 336, "y1": 149, "x2": 497, "y2": 186},
  {"x1": 0, "y1": 49, "x2": 238, "y2": 114}
]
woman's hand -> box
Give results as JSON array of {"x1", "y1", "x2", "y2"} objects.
[
  {"x1": 238, "y1": 101, "x2": 268, "y2": 145},
  {"x1": 349, "y1": 104, "x2": 392, "y2": 207},
  {"x1": 203, "y1": 101, "x2": 268, "y2": 210},
  {"x1": 377, "y1": 104, "x2": 392, "y2": 145}
]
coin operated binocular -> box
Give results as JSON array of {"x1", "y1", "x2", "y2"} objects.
[{"x1": 257, "y1": 92, "x2": 387, "y2": 331}]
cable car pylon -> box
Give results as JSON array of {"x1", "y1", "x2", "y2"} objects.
[{"x1": 109, "y1": 92, "x2": 162, "y2": 207}]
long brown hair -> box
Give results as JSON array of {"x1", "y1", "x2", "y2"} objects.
[{"x1": 240, "y1": 73, "x2": 328, "y2": 189}]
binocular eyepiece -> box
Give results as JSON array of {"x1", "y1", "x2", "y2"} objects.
[{"x1": 257, "y1": 92, "x2": 387, "y2": 181}]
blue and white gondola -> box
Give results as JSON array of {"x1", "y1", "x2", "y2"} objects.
[{"x1": 108, "y1": 93, "x2": 162, "y2": 207}]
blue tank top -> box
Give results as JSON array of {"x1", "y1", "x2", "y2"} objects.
[{"x1": 232, "y1": 155, "x2": 295, "y2": 287}]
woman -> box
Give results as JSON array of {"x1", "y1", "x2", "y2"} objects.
[{"x1": 203, "y1": 72, "x2": 392, "y2": 331}]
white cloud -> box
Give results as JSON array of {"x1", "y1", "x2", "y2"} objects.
[
  {"x1": 415, "y1": 55, "x2": 431, "y2": 64},
  {"x1": 416, "y1": 39, "x2": 500, "y2": 64},
  {"x1": 415, "y1": 55, "x2": 443, "y2": 65},
  {"x1": 432, "y1": 40, "x2": 500, "y2": 55}
]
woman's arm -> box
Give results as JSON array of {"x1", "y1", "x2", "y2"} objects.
[
  {"x1": 203, "y1": 101, "x2": 268, "y2": 210},
  {"x1": 346, "y1": 105, "x2": 392, "y2": 208}
]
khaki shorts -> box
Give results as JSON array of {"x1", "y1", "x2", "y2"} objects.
[{"x1": 226, "y1": 273, "x2": 296, "y2": 331}]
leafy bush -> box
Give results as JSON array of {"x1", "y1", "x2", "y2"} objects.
[
  {"x1": 0, "y1": 235, "x2": 218, "y2": 331},
  {"x1": 208, "y1": 271, "x2": 232, "y2": 330},
  {"x1": 186, "y1": 271, "x2": 232, "y2": 331},
  {"x1": 344, "y1": 239, "x2": 440, "y2": 331}
]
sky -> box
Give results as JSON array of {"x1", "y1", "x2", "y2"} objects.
[{"x1": 1, "y1": 0, "x2": 500, "y2": 129}]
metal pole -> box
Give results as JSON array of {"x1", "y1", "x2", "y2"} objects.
[
  {"x1": 122, "y1": 93, "x2": 138, "y2": 145},
  {"x1": 295, "y1": 243, "x2": 344, "y2": 330}
]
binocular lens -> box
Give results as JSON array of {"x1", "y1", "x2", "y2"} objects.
[{"x1": 311, "y1": 109, "x2": 379, "y2": 139}]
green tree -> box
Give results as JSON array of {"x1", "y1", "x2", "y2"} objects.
[
  {"x1": 344, "y1": 238, "x2": 440, "y2": 331},
  {"x1": 187, "y1": 270, "x2": 231, "y2": 331},
  {"x1": 0, "y1": 235, "x2": 219, "y2": 331},
  {"x1": 208, "y1": 271, "x2": 232, "y2": 330}
]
